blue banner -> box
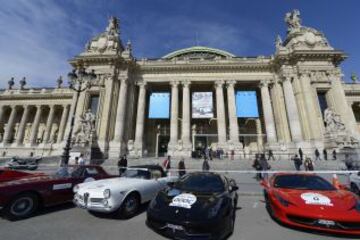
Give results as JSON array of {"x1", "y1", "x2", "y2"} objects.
[
  {"x1": 236, "y1": 91, "x2": 259, "y2": 118},
  {"x1": 148, "y1": 92, "x2": 170, "y2": 119}
]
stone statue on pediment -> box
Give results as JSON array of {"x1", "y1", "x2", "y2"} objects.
[{"x1": 285, "y1": 9, "x2": 302, "y2": 33}]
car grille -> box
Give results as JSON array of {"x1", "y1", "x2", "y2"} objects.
[
  {"x1": 287, "y1": 214, "x2": 360, "y2": 230},
  {"x1": 90, "y1": 198, "x2": 104, "y2": 203}
]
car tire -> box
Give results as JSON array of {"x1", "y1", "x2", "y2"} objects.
[
  {"x1": 120, "y1": 193, "x2": 140, "y2": 219},
  {"x1": 351, "y1": 182, "x2": 360, "y2": 195},
  {"x1": 4, "y1": 193, "x2": 39, "y2": 220}
]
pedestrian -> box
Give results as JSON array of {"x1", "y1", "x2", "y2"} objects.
[
  {"x1": 323, "y1": 149, "x2": 328, "y2": 160},
  {"x1": 304, "y1": 157, "x2": 314, "y2": 171},
  {"x1": 75, "y1": 156, "x2": 79, "y2": 165},
  {"x1": 202, "y1": 158, "x2": 210, "y2": 172},
  {"x1": 259, "y1": 154, "x2": 270, "y2": 179},
  {"x1": 298, "y1": 148, "x2": 303, "y2": 161},
  {"x1": 268, "y1": 149, "x2": 275, "y2": 161},
  {"x1": 314, "y1": 148, "x2": 321, "y2": 161},
  {"x1": 117, "y1": 154, "x2": 127, "y2": 176},
  {"x1": 332, "y1": 149, "x2": 337, "y2": 160},
  {"x1": 230, "y1": 150, "x2": 235, "y2": 161},
  {"x1": 344, "y1": 154, "x2": 354, "y2": 170},
  {"x1": 292, "y1": 154, "x2": 302, "y2": 171},
  {"x1": 178, "y1": 158, "x2": 186, "y2": 177},
  {"x1": 209, "y1": 148, "x2": 213, "y2": 161},
  {"x1": 252, "y1": 153, "x2": 262, "y2": 180},
  {"x1": 162, "y1": 155, "x2": 171, "y2": 173},
  {"x1": 78, "y1": 154, "x2": 85, "y2": 165}
]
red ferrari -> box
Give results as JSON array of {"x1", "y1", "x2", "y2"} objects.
[
  {"x1": 261, "y1": 173, "x2": 360, "y2": 236},
  {"x1": 0, "y1": 165, "x2": 115, "y2": 220}
]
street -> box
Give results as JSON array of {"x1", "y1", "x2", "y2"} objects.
[{"x1": 0, "y1": 195, "x2": 358, "y2": 240}]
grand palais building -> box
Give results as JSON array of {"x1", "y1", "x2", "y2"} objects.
[{"x1": 0, "y1": 10, "x2": 360, "y2": 160}]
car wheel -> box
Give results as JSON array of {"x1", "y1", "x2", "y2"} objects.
[
  {"x1": 120, "y1": 193, "x2": 140, "y2": 218},
  {"x1": 351, "y1": 183, "x2": 360, "y2": 195},
  {"x1": 5, "y1": 193, "x2": 39, "y2": 220}
]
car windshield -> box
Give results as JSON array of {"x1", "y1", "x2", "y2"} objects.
[
  {"x1": 122, "y1": 169, "x2": 150, "y2": 179},
  {"x1": 174, "y1": 174, "x2": 225, "y2": 193},
  {"x1": 274, "y1": 175, "x2": 336, "y2": 191}
]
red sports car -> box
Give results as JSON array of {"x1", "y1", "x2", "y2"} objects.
[
  {"x1": 261, "y1": 173, "x2": 360, "y2": 236},
  {"x1": 0, "y1": 165, "x2": 115, "y2": 220}
]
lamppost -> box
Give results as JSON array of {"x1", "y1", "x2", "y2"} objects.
[{"x1": 60, "y1": 68, "x2": 96, "y2": 165}]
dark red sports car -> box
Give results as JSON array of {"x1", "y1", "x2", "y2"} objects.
[
  {"x1": 0, "y1": 165, "x2": 114, "y2": 220},
  {"x1": 261, "y1": 173, "x2": 360, "y2": 236}
]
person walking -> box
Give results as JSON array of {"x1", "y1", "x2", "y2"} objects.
[
  {"x1": 268, "y1": 149, "x2": 275, "y2": 161},
  {"x1": 202, "y1": 158, "x2": 210, "y2": 172},
  {"x1": 78, "y1": 154, "x2": 85, "y2": 165},
  {"x1": 230, "y1": 150, "x2": 235, "y2": 161},
  {"x1": 332, "y1": 150, "x2": 337, "y2": 160},
  {"x1": 252, "y1": 153, "x2": 262, "y2": 180},
  {"x1": 178, "y1": 158, "x2": 186, "y2": 177},
  {"x1": 314, "y1": 148, "x2": 321, "y2": 161},
  {"x1": 304, "y1": 157, "x2": 314, "y2": 171},
  {"x1": 298, "y1": 148, "x2": 303, "y2": 161},
  {"x1": 117, "y1": 155, "x2": 127, "y2": 176},
  {"x1": 292, "y1": 154, "x2": 302, "y2": 171},
  {"x1": 259, "y1": 154, "x2": 270, "y2": 179},
  {"x1": 163, "y1": 155, "x2": 171, "y2": 173},
  {"x1": 323, "y1": 149, "x2": 328, "y2": 161}
]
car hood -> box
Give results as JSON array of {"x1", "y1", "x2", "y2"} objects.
[
  {"x1": 151, "y1": 189, "x2": 225, "y2": 222},
  {"x1": 275, "y1": 188, "x2": 357, "y2": 211},
  {"x1": 77, "y1": 177, "x2": 148, "y2": 192}
]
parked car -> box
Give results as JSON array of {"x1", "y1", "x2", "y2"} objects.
[
  {"x1": 73, "y1": 165, "x2": 177, "y2": 218},
  {"x1": 147, "y1": 172, "x2": 239, "y2": 240},
  {"x1": 350, "y1": 171, "x2": 360, "y2": 195},
  {"x1": 0, "y1": 165, "x2": 114, "y2": 220},
  {"x1": 5, "y1": 157, "x2": 42, "y2": 171},
  {"x1": 261, "y1": 173, "x2": 360, "y2": 236},
  {"x1": 0, "y1": 168, "x2": 45, "y2": 183}
]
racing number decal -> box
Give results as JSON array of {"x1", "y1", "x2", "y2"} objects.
[
  {"x1": 300, "y1": 192, "x2": 333, "y2": 206},
  {"x1": 169, "y1": 193, "x2": 197, "y2": 209}
]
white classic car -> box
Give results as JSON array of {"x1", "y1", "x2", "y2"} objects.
[
  {"x1": 350, "y1": 171, "x2": 360, "y2": 195},
  {"x1": 73, "y1": 165, "x2": 177, "y2": 218}
]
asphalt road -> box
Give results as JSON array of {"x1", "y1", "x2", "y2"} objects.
[{"x1": 0, "y1": 196, "x2": 358, "y2": 240}]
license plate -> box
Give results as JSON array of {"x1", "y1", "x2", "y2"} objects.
[
  {"x1": 166, "y1": 223, "x2": 184, "y2": 231},
  {"x1": 318, "y1": 219, "x2": 335, "y2": 226}
]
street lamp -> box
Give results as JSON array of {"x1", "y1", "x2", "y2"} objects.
[{"x1": 60, "y1": 68, "x2": 96, "y2": 165}]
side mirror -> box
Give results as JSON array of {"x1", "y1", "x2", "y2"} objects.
[
  {"x1": 260, "y1": 180, "x2": 269, "y2": 188},
  {"x1": 230, "y1": 185, "x2": 239, "y2": 192}
]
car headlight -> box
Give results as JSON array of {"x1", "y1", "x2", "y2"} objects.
[
  {"x1": 275, "y1": 194, "x2": 290, "y2": 207},
  {"x1": 208, "y1": 199, "x2": 223, "y2": 218},
  {"x1": 103, "y1": 189, "x2": 111, "y2": 199},
  {"x1": 73, "y1": 184, "x2": 79, "y2": 193}
]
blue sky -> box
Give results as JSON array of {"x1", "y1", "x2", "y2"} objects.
[{"x1": 0, "y1": 0, "x2": 359, "y2": 88}]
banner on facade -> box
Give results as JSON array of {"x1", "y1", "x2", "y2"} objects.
[
  {"x1": 148, "y1": 92, "x2": 170, "y2": 119},
  {"x1": 192, "y1": 92, "x2": 214, "y2": 118},
  {"x1": 236, "y1": 91, "x2": 259, "y2": 118}
]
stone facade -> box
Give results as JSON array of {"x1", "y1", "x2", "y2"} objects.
[{"x1": 1, "y1": 10, "x2": 360, "y2": 160}]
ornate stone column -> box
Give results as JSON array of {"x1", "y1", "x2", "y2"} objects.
[
  {"x1": 30, "y1": 105, "x2": 43, "y2": 146},
  {"x1": 168, "y1": 81, "x2": 179, "y2": 152},
  {"x1": 215, "y1": 80, "x2": 227, "y2": 145},
  {"x1": 292, "y1": 74, "x2": 310, "y2": 140},
  {"x1": 57, "y1": 105, "x2": 70, "y2": 143},
  {"x1": 226, "y1": 80, "x2": 240, "y2": 144},
  {"x1": 44, "y1": 105, "x2": 55, "y2": 143},
  {"x1": 256, "y1": 118, "x2": 263, "y2": 151},
  {"x1": 260, "y1": 80, "x2": 277, "y2": 143},
  {"x1": 16, "y1": 105, "x2": 30, "y2": 145},
  {"x1": 133, "y1": 82, "x2": 147, "y2": 155},
  {"x1": 3, "y1": 105, "x2": 17, "y2": 145},
  {"x1": 181, "y1": 80, "x2": 191, "y2": 149},
  {"x1": 281, "y1": 76, "x2": 303, "y2": 142},
  {"x1": 113, "y1": 77, "x2": 128, "y2": 142}
]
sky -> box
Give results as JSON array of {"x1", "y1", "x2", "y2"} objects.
[{"x1": 0, "y1": 0, "x2": 359, "y2": 88}]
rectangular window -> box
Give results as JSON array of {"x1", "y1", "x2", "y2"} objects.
[
  {"x1": 192, "y1": 92, "x2": 214, "y2": 118},
  {"x1": 148, "y1": 92, "x2": 170, "y2": 119},
  {"x1": 317, "y1": 92, "x2": 328, "y2": 116},
  {"x1": 90, "y1": 95, "x2": 99, "y2": 115},
  {"x1": 236, "y1": 91, "x2": 259, "y2": 118}
]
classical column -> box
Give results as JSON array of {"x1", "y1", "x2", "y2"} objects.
[
  {"x1": 113, "y1": 78, "x2": 128, "y2": 142},
  {"x1": 44, "y1": 105, "x2": 55, "y2": 143},
  {"x1": 215, "y1": 80, "x2": 227, "y2": 145},
  {"x1": 30, "y1": 105, "x2": 43, "y2": 146},
  {"x1": 181, "y1": 81, "x2": 191, "y2": 148},
  {"x1": 3, "y1": 106, "x2": 17, "y2": 145},
  {"x1": 256, "y1": 118, "x2": 263, "y2": 151},
  {"x1": 57, "y1": 105, "x2": 70, "y2": 143},
  {"x1": 260, "y1": 80, "x2": 277, "y2": 143},
  {"x1": 134, "y1": 82, "x2": 147, "y2": 151},
  {"x1": 282, "y1": 76, "x2": 303, "y2": 142},
  {"x1": 169, "y1": 81, "x2": 179, "y2": 150},
  {"x1": 226, "y1": 80, "x2": 240, "y2": 144},
  {"x1": 16, "y1": 105, "x2": 30, "y2": 145}
]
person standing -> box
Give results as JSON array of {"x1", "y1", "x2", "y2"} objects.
[
  {"x1": 202, "y1": 158, "x2": 210, "y2": 172},
  {"x1": 292, "y1": 154, "x2": 302, "y2": 171},
  {"x1": 268, "y1": 149, "x2": 275, "y2": 161},
  {"x1": 117, "y1": 155, "x2": 127, "y2": 176},
  {"x1": 323, "y1": 149, "x2": 328, "y2": 161},
  {"x1": 314, "y1": 148, "x2": 321, "y2": 161},
  {"x1": 78, "y1": 154, "x2": 85, "y2": 165},
  {"x1": 298, "y1": 148, "x2": 303, "y2": 161},
  {"x1": 259, "y1": 154, "x2": 270, "y2": 179},
  {"x1": 74, "y1": 157, "x2": 79, "y2": 165},
  {"x1": 304, "y1": 157, "x2": 314, "y2": 171},
  {"x1": 252, "y1": 153, "x2": 262, "y2": 180},
  {"x1": 162, "y1": 155, "x2": 171, "y2": 173},
  {"x1": 332, "y1": 150, "x2": 337, "y2": 160},
  {"x1": 178, "y1": 158, "x2": 186, "y2": 177},
  {"x1": 230, "y1": 150, "x2": 235, "y2": 161}
]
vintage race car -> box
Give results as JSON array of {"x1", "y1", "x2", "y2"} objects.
[
  {"x1": 0, "y1": 168, "x2": 45, "y2": 183},
  {"x1": 5, "y1": 157, "x2": 41, "y2": 171},
  {"x1": 350, "y1": 171, "x2": 360, "y2": 195},
  {"x1": 73, "y1": 165, "x2": 177, "y2": 218},
  {"x1": 147, "y1": 172, "x2": 239, "y2": 240},
  {"x1": 261, "y1": 173, "x2": 360, "y2": 235},
  {"x1": 0, "y1": 165, "x2": 114, "y2": 220}
]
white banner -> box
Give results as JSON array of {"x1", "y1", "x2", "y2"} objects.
[{"x1": 192, "y1": 92, "x2": 213, "y2": 118}]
